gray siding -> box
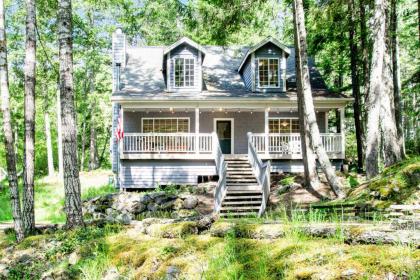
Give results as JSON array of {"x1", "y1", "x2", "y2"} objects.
[
  {"x1": 168, "y1": 43, "x2": 201, "y2": 92},
  {"x1": 120, "y1": 160, "x2": 216, "y2": 188},
  {"x1": 111, "y1": 104, "x2": 120, "y2": 173},
  {"x1": 241, "y1": 57, "x2": 253, "y2": 90}
]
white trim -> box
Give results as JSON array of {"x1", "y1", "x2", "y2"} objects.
[
  {"x1": 268, "y1": 117, "x2": 300, "y2": 133},
  {"x1": 163, "y1": 37, "x2": 206, "y2": 56},
  {"x1": 141, "y1": 117, "x2": 191, "y2": 133},
  {"x1": 173, "y1": 57, "x2": 195, "y2": 89},
  {"x1": 257, "y1": 57, "x2": 281, "y2": 89},
  {"x1": 213, "y1": 118, "x2": 234, "y2": 155}
]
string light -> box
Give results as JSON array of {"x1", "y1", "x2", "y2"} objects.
[{"x1": 219, "y1": 107, "x2": 223, "y2": 112}]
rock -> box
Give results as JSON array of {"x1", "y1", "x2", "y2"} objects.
[
  {"x1": 93, "y1": 212, "x2": 106, "y2": 220},
  {"x1": 0, "y1": 263, "x2": 9, "y2": 278},
  {"x1": 171, "y1": 209, "x2": 199, "y2": 219},
  {"x1": 196, "y1": 215, "x2": 215, "y2": 231},
  {"x1": 341, "y1": 269, "x2": 358, "y2": 279},
  {"x1": 173, "y1": 198, "x2": 184, "y2": 210},
  {"x1": 139, "y1": 194, "x2": 153, "y2": 204},
  {"x1": 132, "y1": 202, "x2": 146, "y2": 214},
  {"x1": 160, "y1": 200, "x2": 176, "y2": 210},
  {"x1": 183, "y1": 195, "x2": 198, "y2": 209},
  {"x1": 103, "y1": 267, "x2": 121, "y2": 280},
  {"x1": 370, "y1": 191, "x2": 381, "y2": 198},
  {"x1": 155, "y1": 194, "x2": 176, "y2": 205},
  {"x1": 147, "y1": 203, "x2": 160, "y2": 212},
  {"x1": 384, "y1": 272, "x2": 396, "y2": 280},
  {"x1": 147, "y1": 222, "x2": 198, "y2": 238},
  {"x1": 17, "y1": 253, "x2": 32, "y2": 264},
  {"x1": 148, "y1": 191, "x2": 166, "y2": 199},
  {"x1": 166, "y1": 265, "x2": 180, "y2": 280},
  {"x1": 116, "y1": 213, "x2": 132, "y2": 225},
  {"x1": 209, "y1": 222, "x2": 235, "y2": 237},
  {"x1": 68, "y1": 252, "x2": 80, "y2": 265}
]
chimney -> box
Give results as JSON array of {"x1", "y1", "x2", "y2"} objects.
[{"x1": 112, "y1": 28, "x2": 126, "y2": 92}]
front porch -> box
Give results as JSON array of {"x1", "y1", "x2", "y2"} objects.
[{"x1": 119, "y1": 103, "x2": 346, "y2": 160}]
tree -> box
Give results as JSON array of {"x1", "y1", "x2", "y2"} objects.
[
  {"x1": 42, "y1": 80, "x2": 54, "y2": 177},
  {"x1": 365, "y1": 0, "x2": 386, "y2": 178},
  {"x1": 0, "y1": 0, "x2": 25, "y2": 242},
  {"x1": 293, "y1": 0, "x2": 346, "y2": 198},
  {"x1": 348, "y1": 0, "x2": 364, "y2": 172},
  {"x1": 23, "y1": 0, "x2": 37, "y2": 234},
  {"x1": 58, "y1": 0, "x2": 84, "y2": 228}
]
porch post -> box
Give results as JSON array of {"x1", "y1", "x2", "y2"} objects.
[
  {"x1": 195, "y1": 107, "x2": 199, "y2": 154},
  {"x1": 340, "y1": 107, "x2": 345, "y2": 158},
  {"x1": 264, "y1": 108, "x2": 269, "y2": 155}
]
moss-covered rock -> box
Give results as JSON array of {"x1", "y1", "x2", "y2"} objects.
[{"x1": 146, "y1": 222, "x2": 198, "y2": 238}]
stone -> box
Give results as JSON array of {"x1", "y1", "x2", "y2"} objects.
[
  {"x1": 68, "y1": 252, "x2": 80, "y2": 265},
  {"x1": 196, "y1": 215, "x2": 215, "y2": 231},
  {"x1": 17, "y1": 254, "x2": 32, "y2": 264},
  {"x1": 132, "y1": 202, "x2": 147, "y2": 214},
  {"x1": 341, "y1": 269, "x2": 358, "y2": 279},
  {"x1": 0, "y1": 263, "x2": 9, "y2": 278},
  {"x1": 183, "y1": 196, "x2": 198, "y2": 209},
  {"x1": 384, "y1": 272, "x2": 396, "y2": 280},
  {"x1": 166, "y1": 265, "x2": 180, "y2": 280},
  {"x1": 160, "y1": 200, "x2": 176, "y2": 210},
  {"x1": 148, "y1": 191, "x2": 166, "y2": 199},
  {"x1": 103, "y1": 267, "x2": 121, "y2": 280},
  {"x1": 173, "y1": 198, "x2": 184, "y2": 210},
  {"x1": 209, "y1": 222, "x2": 235, "y2": 237},
  {"x1": 155, "y1": 194, "x2": 176, "y2": 205},
  {"x1": 147, "y1": 203, "x2": 160, "y2": 212},
  {"x1": 116, "y1": 213, "x2": 132, "y2": 225},
  {"x1": 139, "y1": 194, "x2": 153, "y2": 204},
  {"x1": 171, "y1": 209, "x2": 199, "y2": 219}
]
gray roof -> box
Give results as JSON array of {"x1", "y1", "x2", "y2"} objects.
[{"x1": 117, "y1": 44, "x2": 346, "y2": 99}]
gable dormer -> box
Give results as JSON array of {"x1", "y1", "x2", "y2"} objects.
[
  {"x1": 238, "y1": 37, "x2": 290, "y2": 93},
  {"x1": 163, "y1": 37, "x2": 206, "y2": 92}
]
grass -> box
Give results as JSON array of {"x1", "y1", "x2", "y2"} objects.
[
  {"x1": 0, "y1": 169, "x2": 116, "y2": 223},
  {"x1": 3, "y1": 225, "x2": 417, "y2": 279}
]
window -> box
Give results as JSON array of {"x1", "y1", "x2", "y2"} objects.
[
  {"x1": 269, "y1": 118, "x2": 300, "y2": 133},
  {"x1": 258, "y1": 58, "x2": 279, "y2": 88},
  {"x1": 174, "y1": 58, "x2": 194, "y2": 87},
  {"x1": 142, "y1": 118, "x2": 190, "y2": 133}
]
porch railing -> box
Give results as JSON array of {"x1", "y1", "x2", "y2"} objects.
[
  {"x1": 250, "y1": 133, "x2": 343, "y2": 155},
  {"x1": 247, "y1": 132, "x2": 270, "y2": 217},
  {"x1": 213, "y1": 132, "x2": 228, "y2": 214},
  {"x1": 123, "y1": 133, "x2": 213, "y2": 154}
]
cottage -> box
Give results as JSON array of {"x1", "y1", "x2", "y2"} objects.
[{"x1": 111, "y1": 29, "x2": 352, "y2": 215}]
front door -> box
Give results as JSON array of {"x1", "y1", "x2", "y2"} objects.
[{"x1": 215, "y1": 119, "x2": 233, "y2": 154}]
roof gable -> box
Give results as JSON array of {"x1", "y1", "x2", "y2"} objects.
[
  {"x1": 163, "y1": 37, "x2": 206, "y2": 56},
  {"x1": 238, "y1": 37, "x2": 291, "y2": 72}
]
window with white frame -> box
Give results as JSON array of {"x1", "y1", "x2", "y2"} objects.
[
  {"x1": 174, "y1": 58, "x2": 194, "y2": 87},
  {"x1": 142, "y1": 118, "x2": 190, "y2": 133},
  {"x1": 269, "y1": 118, "x2": 300, "y2": 133},
  {"x1": 258, "y1": 58, "x2": 279, "y2": 88}
]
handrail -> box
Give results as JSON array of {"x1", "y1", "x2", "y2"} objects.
[
  {"x1": 247, "y1": 132, "x2": 271, "y2": 217},
  {"x1": 212, "y1": 132, "x2": 228, "y2": 214}
]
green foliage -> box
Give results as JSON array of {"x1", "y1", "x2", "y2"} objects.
[
  {"x1": 82, "y1": 184, "x2": 116, "y2": 201},
  {"x1": 279, "y1": 175, "x2": 295, "y2": 186},
  {"x1": 347, "y1": 175, "x2": 359, "y2": 188}
]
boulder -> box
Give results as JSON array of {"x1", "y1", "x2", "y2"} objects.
[
  {"x1": 166, "y1": 266, "x2": 180, "y2": 280},
  {"x1": 103, "y1": 267, "x2": 121, "y2": 280},
  {"x1": 68, "y1": 252, "x2": 80, "y2": 265},
  {"x1": 171, "y1": 209, "x2": 199, "y2": 219},
  {"x1": 183, "y1": 195, "x2": 198, "y2": 209},
  {"x1": 116, "y1": 213, "x2": 132, "y2": 225},
  {"x1": 0, "y1": 263, "x2": 9, "y2": 278},
  {"x1": 341, "y1": 268, "x2": 358, "y2": 279}
]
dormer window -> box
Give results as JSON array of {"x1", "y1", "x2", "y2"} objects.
[
  {"x1": 174, "y1": 57, "x2": 195, "y2": 87},
  {"x1": 258, "y1": 58, "x2": 279, "y2": 88}
]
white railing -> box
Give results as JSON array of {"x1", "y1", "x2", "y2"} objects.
[
  {"x1": 247, "y1": 132, "x2": 271, "y2": 217},
  {"x1": 250, "y1": 133, "x2": 342, "y2": 155},
  {"x1": 123, "y1": 133, "x2": 213, "y2": 154},
  {"x1": 213, "y1": 132, "x2": 228, "y2": 214}
]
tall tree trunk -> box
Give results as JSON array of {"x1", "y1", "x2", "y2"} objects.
[
  {"x1": 390, "y1": 0, "x2": 405, "y2": 158},
  {"x1": 293, "y1": 0, "x2": 345, "y2": 198},
  {"x1": 43, "y1": 83, "x2": 54, "y2": 177},
  {"x1": 88, "y1": 72, "x2": 98, "y2": 171},
  {"x1": 380, "y1": 8, "x2": 402, "y2": 167},
  {"x1": 58, "y1": 0, "x2": 84, "y2": 228},
  {"x1": 56, "y1": 86, "x2": 63, "y2": 179},
  {"x1": 23, "y1": 0, "x2": 36, "y2": 234},
  {"x1": 0, "y1": 0, "x2": 25, "y2": 242},
  {"x1": 359, "y1": 0, "x2": 369, "y2": 134},
  {"x1": 292, "y1": 2, "x2": 320, "y2": 189},
  {"x1": 365, "y1": 0, "x2": 386, "y2": 178},
  {"x1": 348, "y1": 0, "x2": 364, "y2": 173}
]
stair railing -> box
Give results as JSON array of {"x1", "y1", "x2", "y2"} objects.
[
  {"x1": 247, "y1": 132, "x2": 271, "y2": 217},
  {"x1": 213, "y1": 132, "x2": 228, "y2": 214}
]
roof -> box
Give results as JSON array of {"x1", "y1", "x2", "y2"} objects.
[
  {"x1": 163, "y1": 37, "x2": 206, "y2": 56},
  {"x1": 117, "y1": 42, "x2": 347, "y2": 100},
  {"x1": 237, "y1": 37, "x2": 290, "y2": 72}
]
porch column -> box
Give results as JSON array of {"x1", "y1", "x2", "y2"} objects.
[
  {"x1": 265, "y1": 108, "x2": 269, "y2": 155},
  {"x1": 340, "y1": 107, "x2": 345, "y2": 158},
  {"x1": 195, "y1": 107, "x2": 199, "y2": 154}
]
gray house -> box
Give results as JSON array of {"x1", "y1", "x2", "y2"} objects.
[{"x1": 111, "y1": 29, "x2": 352, "y2": 215}]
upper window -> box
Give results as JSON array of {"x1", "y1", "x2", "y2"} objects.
[
  {"x1": 269, "y1": 118, "x2": 300, "y2": 133},
  {"x1": 258, "y1": 58, "x2": 279, "y2": 88},
  {"x1": 174, "y1": 58, "x2": 194, "y2": 87},
  {"x1": 142, "y1": 118, "x2": 190, "y2": 133}
]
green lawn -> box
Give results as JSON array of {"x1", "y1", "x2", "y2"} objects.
[{"x1": 0, "y1": 170, "x2": 116, "y2": 223}]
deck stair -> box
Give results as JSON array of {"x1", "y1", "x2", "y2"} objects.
[{"x1": 220, "y1": 158, "x2": 262, "y2": 217}]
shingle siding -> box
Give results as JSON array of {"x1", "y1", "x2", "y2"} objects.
[{"x1": 111, "y1": 103, "x2": 120, "y2": 173}]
